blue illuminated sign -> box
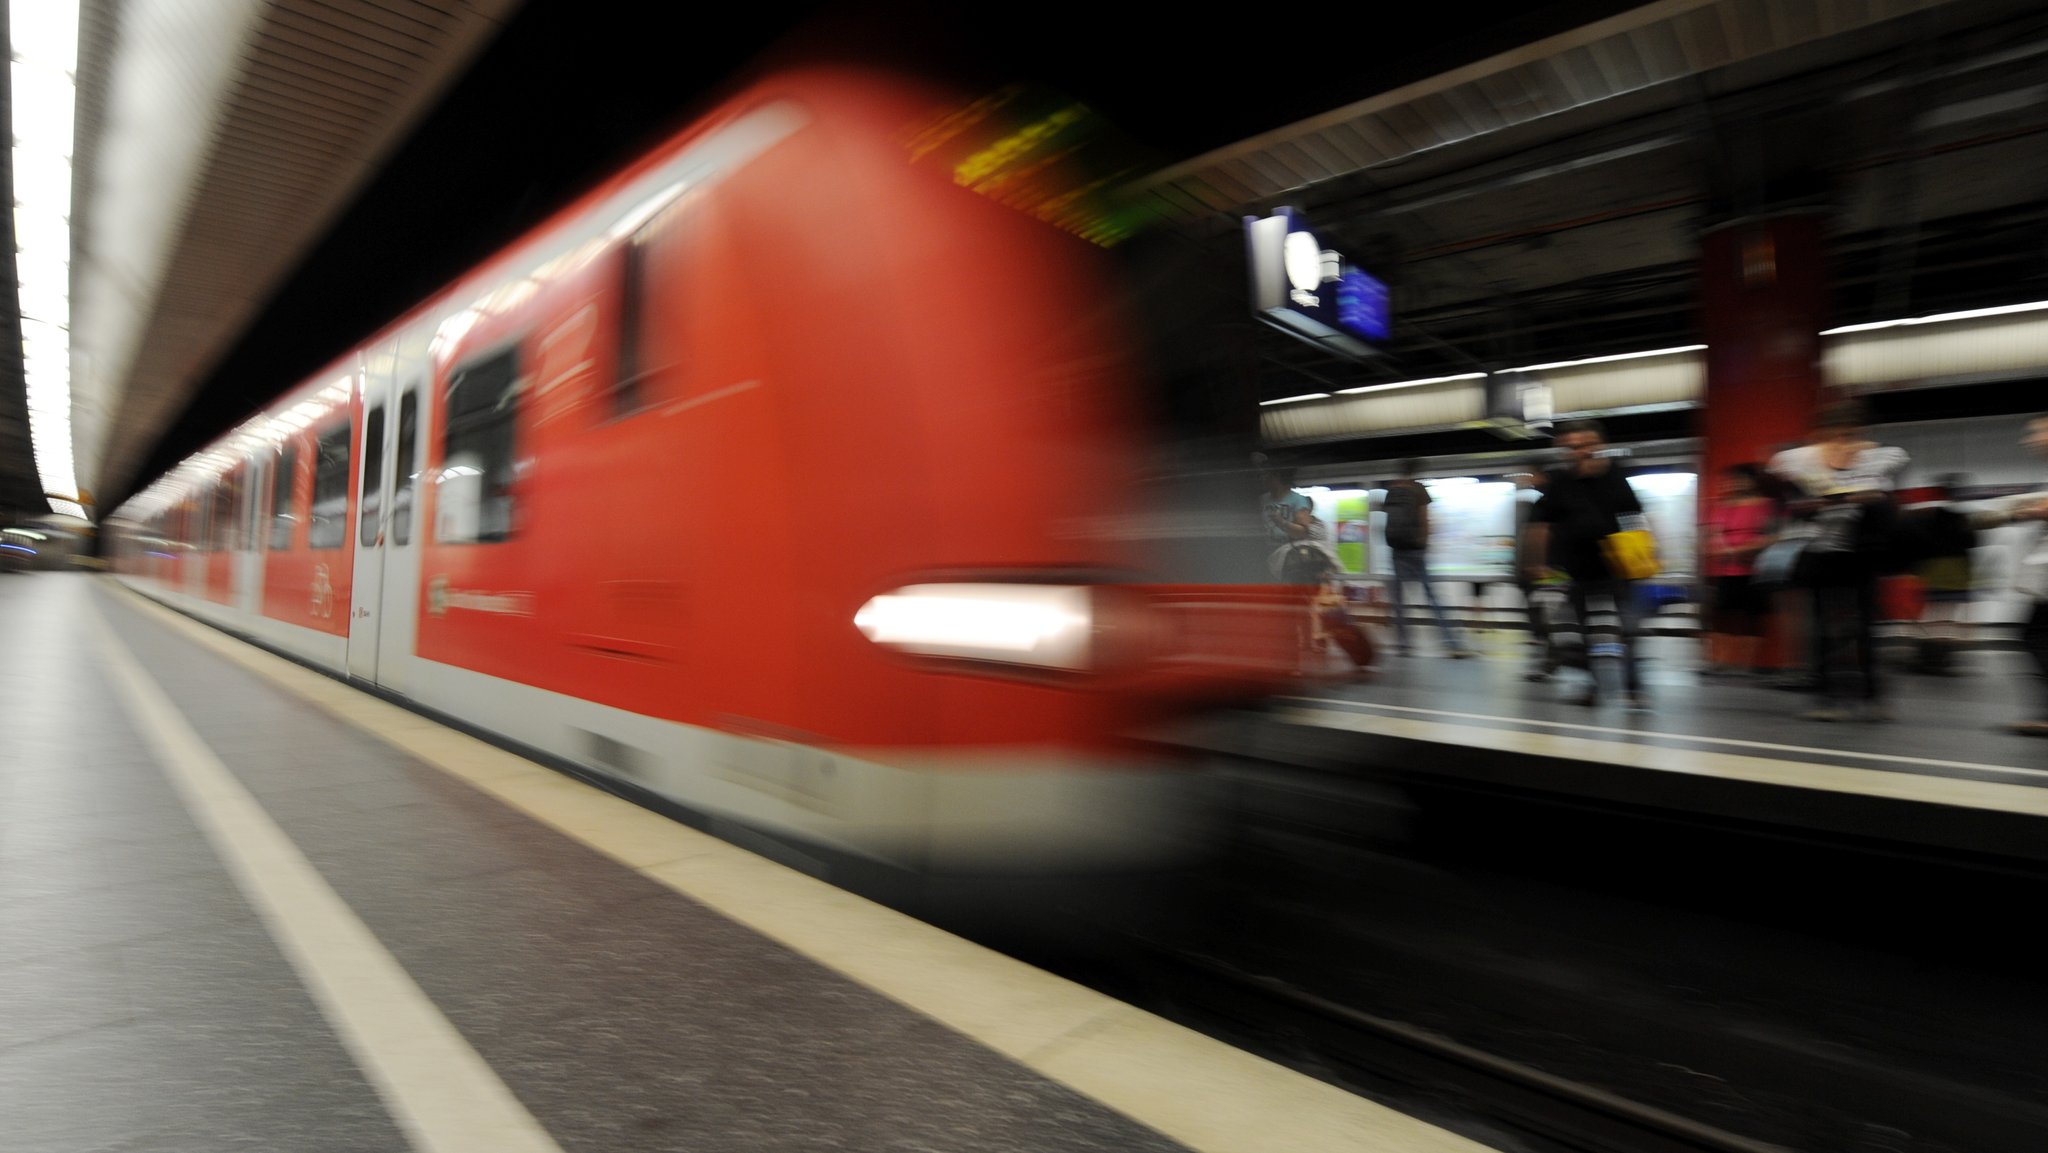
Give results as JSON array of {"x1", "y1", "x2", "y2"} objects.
[
  {"x1": 1245, "y1": 207, "x2": 1389, "y2": 360},
  {"x1": 1336, "y1": 269, "x2": 1390, "y2": 343}
]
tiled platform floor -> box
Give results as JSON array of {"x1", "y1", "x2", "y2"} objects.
[{"x1": 0, "y1": 572, "x2": 1484, "y2": 1153}]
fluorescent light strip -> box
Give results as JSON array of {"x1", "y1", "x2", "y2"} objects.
[
  {"x1": 11, "y1": 1, "x2": 83, "y2": 519},
  {"x1": 1259, "y1": 392, "x2": 1332, "y2": 406},
  {"x1": 1499, "y1": 344, "x2": 1707, "y2": 374},
  {"x1": 1821, "y1": 299, "x2": 2048, "y2": 335},
  {"x1": 1335, "y1": 372, "x2": 1486, "y2": 395}
]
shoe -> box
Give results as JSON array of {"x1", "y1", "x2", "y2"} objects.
[
  {"x1": 1524, "y1": 669, "x2": 1553, "y2": 683},
  {"x1": 1625, "y1": 693, "x2": 1652, "y2": 713},
  {"x1": 1569, "y1": 691, "x2": 1600, "y2": 707},
  {"x1": 1802, "y1": 706, "x2": 1849, "y2": 722},
  {"x1": 1449, "y1": 649, "x2": 1474, "y2": 660}
]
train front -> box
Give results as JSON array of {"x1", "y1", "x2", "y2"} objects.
[{"x1": 748, "y1": 73, "x2": 1305, "y2": 895}]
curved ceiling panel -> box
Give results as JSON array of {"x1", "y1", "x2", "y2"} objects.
[{"x1": 72, "y1": 0, "x2": 523, "y2": 511}]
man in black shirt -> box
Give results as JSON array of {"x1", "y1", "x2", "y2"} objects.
[{"x1": 1526, "y1": 420, "x2": 1653, "y2": 710}]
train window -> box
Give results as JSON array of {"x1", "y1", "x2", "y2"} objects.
[
  {"x1": 439, "y1": 348, "x2": 522, "y2": 543},
  {"x1": 392, "y1": 387, "x2": 419, "y2": 545},
  {"x1": 195, "y1": 488, "x2": 213, "y2": 552},
  {"x1": 309, "y1": 422, "x2": 352, "y2": 549},
  {"x1": 611, "y1": 204, "x2": 685, "y2": 418},
  {"x1": 245, "y1": 457, "x2": 267, "y2": 546},
  {"x1": 359, "y1": 405, "x2": 385, "y2": 548},
  {"x1": 613, "y1": 234, "x2": 650, "y2": 418},
  {"x1": 215, "y1": 469, "x2": 242, "y2": 552},
  {"x1": 270, "y1": 444, "x2": 298, "y2": 550}
]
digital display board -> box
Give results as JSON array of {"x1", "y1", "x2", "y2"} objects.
[
  {"x1": 1336, "y1": 269, "x2": 1390, "y2": 343},
  {"x1": 1245, "y1": 207, "x2": 1388, "y2": 360}
]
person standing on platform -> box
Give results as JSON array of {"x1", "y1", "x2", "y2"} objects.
[
  {"x1": 1261, "y1": 462, "x2": 1315, "y2": 555},
  {"x1": 1526, "y1": 421, "x2": 1654, "y2": 711},
  {"x1": 1755, "y1": 442, "x2": 1815, "y2": 691},
  {"x1": 1701, "y1": 463, "x2": 1777, "y2": 677},
  {"x1": 1262, "y1": 461, "x2": 1338, "y2": 672},
  {"x1": 1767, "y1": 400, "x2": 1909, "y2": 723},
  {"x1": 1513, "y1": 469, "x2": 1567, "y2": 681},
  {"x1": 1906, "y1": 474, "x2": 1978, "y2": 675},
  {"x1": 1382, "y1": 460, "x2": 1470, "y2": 659},
  {"x1": 1967, "y1": 418, "x2": 2048, "y2": 734}
]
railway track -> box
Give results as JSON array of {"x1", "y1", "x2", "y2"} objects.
[{"x1": 1100, "y1": 926, "x2": 1800, "y2": 1153}]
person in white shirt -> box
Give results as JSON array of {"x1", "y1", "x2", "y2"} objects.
[
  {"x1": 1965, "y1": 416, "x2": 2048, "y2": 734},
  {"x1": 1766, "y1": 400, "x2": 1909, "y2": 722}
]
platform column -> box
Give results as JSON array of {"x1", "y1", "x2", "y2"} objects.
[{"x1": 1697, "y1": 212, "x2": 1831, "y2": 670}]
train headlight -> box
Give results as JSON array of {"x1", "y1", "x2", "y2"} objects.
[{"x1": 854, "y1": 584, "x2": 1093, "y2": 671}]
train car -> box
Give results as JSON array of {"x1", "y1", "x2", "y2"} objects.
[{"x1": 107, "y1": 62, "x2": 1304, "y2": 900}]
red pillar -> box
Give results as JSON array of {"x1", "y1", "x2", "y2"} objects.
[
  {"x1": 1698, "y1": 212, "x2": 1831, "y2": 668},
  {"x1": 1698, "y1": 212, "x2": 1829, "y2": 483}
]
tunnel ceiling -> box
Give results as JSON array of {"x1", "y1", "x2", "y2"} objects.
[{"x1": 36, "y1": 0, "x2": 2048, "y2": 514}]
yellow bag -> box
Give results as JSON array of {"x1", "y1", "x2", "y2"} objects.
[{"x1": 1601, "y1": 529, "x2": 1660, "y2": 580}]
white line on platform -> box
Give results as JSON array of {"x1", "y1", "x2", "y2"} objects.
[
  {"x1": 102, "y1": 577, "x2": 1495, "y2": 1153},
  {"x1": 1289, "y1": 696, "x2": 2048, "y2": 781},
  {"x1": 91, "y1": 609, "x2": 565, "y2": 1153}
]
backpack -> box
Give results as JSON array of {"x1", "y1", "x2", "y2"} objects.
[
  {"x1": 1279, "y1": 542, "x2": 1335, "y2": 585},
  {"x1": 1384, "y1": 482, "x2": 1426, "y2": 551},
  {"x1": 1853, "y1": 493, "x2": 1913, "y2": 575}
]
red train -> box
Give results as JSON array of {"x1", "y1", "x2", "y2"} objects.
[{"x1": 109, "y1": 62, "x2": 1302, "y2": 890}]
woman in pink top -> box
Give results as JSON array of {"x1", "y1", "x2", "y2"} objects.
[{"x1": 1702, "y1": 463, "x2": 1777, "y2": 676}]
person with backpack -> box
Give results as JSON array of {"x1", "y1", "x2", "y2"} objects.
[
  {"x1": 1382, "y1": 460, "x2": 1470, "y2": 658},
  {"x1": 1262, "y1": 461, "x2": 1313, "y2": 540},
  {"x1": 1905, "y1": 474, "x2": 1979, "y2": 675},
  {"x1": 1766, "y1": 400, "x2": 1910, "y2": 722},
  {"x1": 1262, "y1": 462, "x2": 1342, "y2": 672}
]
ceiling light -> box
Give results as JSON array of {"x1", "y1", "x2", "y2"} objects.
[
  {"x1": 1821, "y1": 300, "x2": 2048, "y2": 335},
  {"x1": 11, "y1": 0, "x2": 83, "y2": 519},
  {"x1": 1500, "y1": 345, "x2": 1707, "y2": 374},
  {"x1": 1335, "y1": 372, "x2": 1487, "y2": 394}
]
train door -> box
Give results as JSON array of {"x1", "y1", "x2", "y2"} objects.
[
  {"x1": 344, "y1": 331, "x2": 431, "y2": 690},
  {"x1": 372, "y1": 327, "x2": 431, "y2": 695},
  {"x1": 185, "y1": 494, "x2": 208, "y2": 599},
  {"x1": 238, "y1": 454, "x2": 267, "y2": 613},
  {"x1": 347, "y1": 349, "x2": 396, "y2": 682}
]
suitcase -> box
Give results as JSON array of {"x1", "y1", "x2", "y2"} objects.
[{"x1": 1321, "y1": 606, "x2": 1376, "y2": 669}]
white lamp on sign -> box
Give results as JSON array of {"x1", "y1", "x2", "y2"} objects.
[{"x1": 1284, "y1": 230, "x2": 1323, "y2": 292}]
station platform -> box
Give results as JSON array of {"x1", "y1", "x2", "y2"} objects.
[
  {"x1": 0, "y1": 572, "x2": 1486, "y2": 1153},
  {"x1": 1187, "y1": 628, "x2": 2048, "y2": 867}
]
